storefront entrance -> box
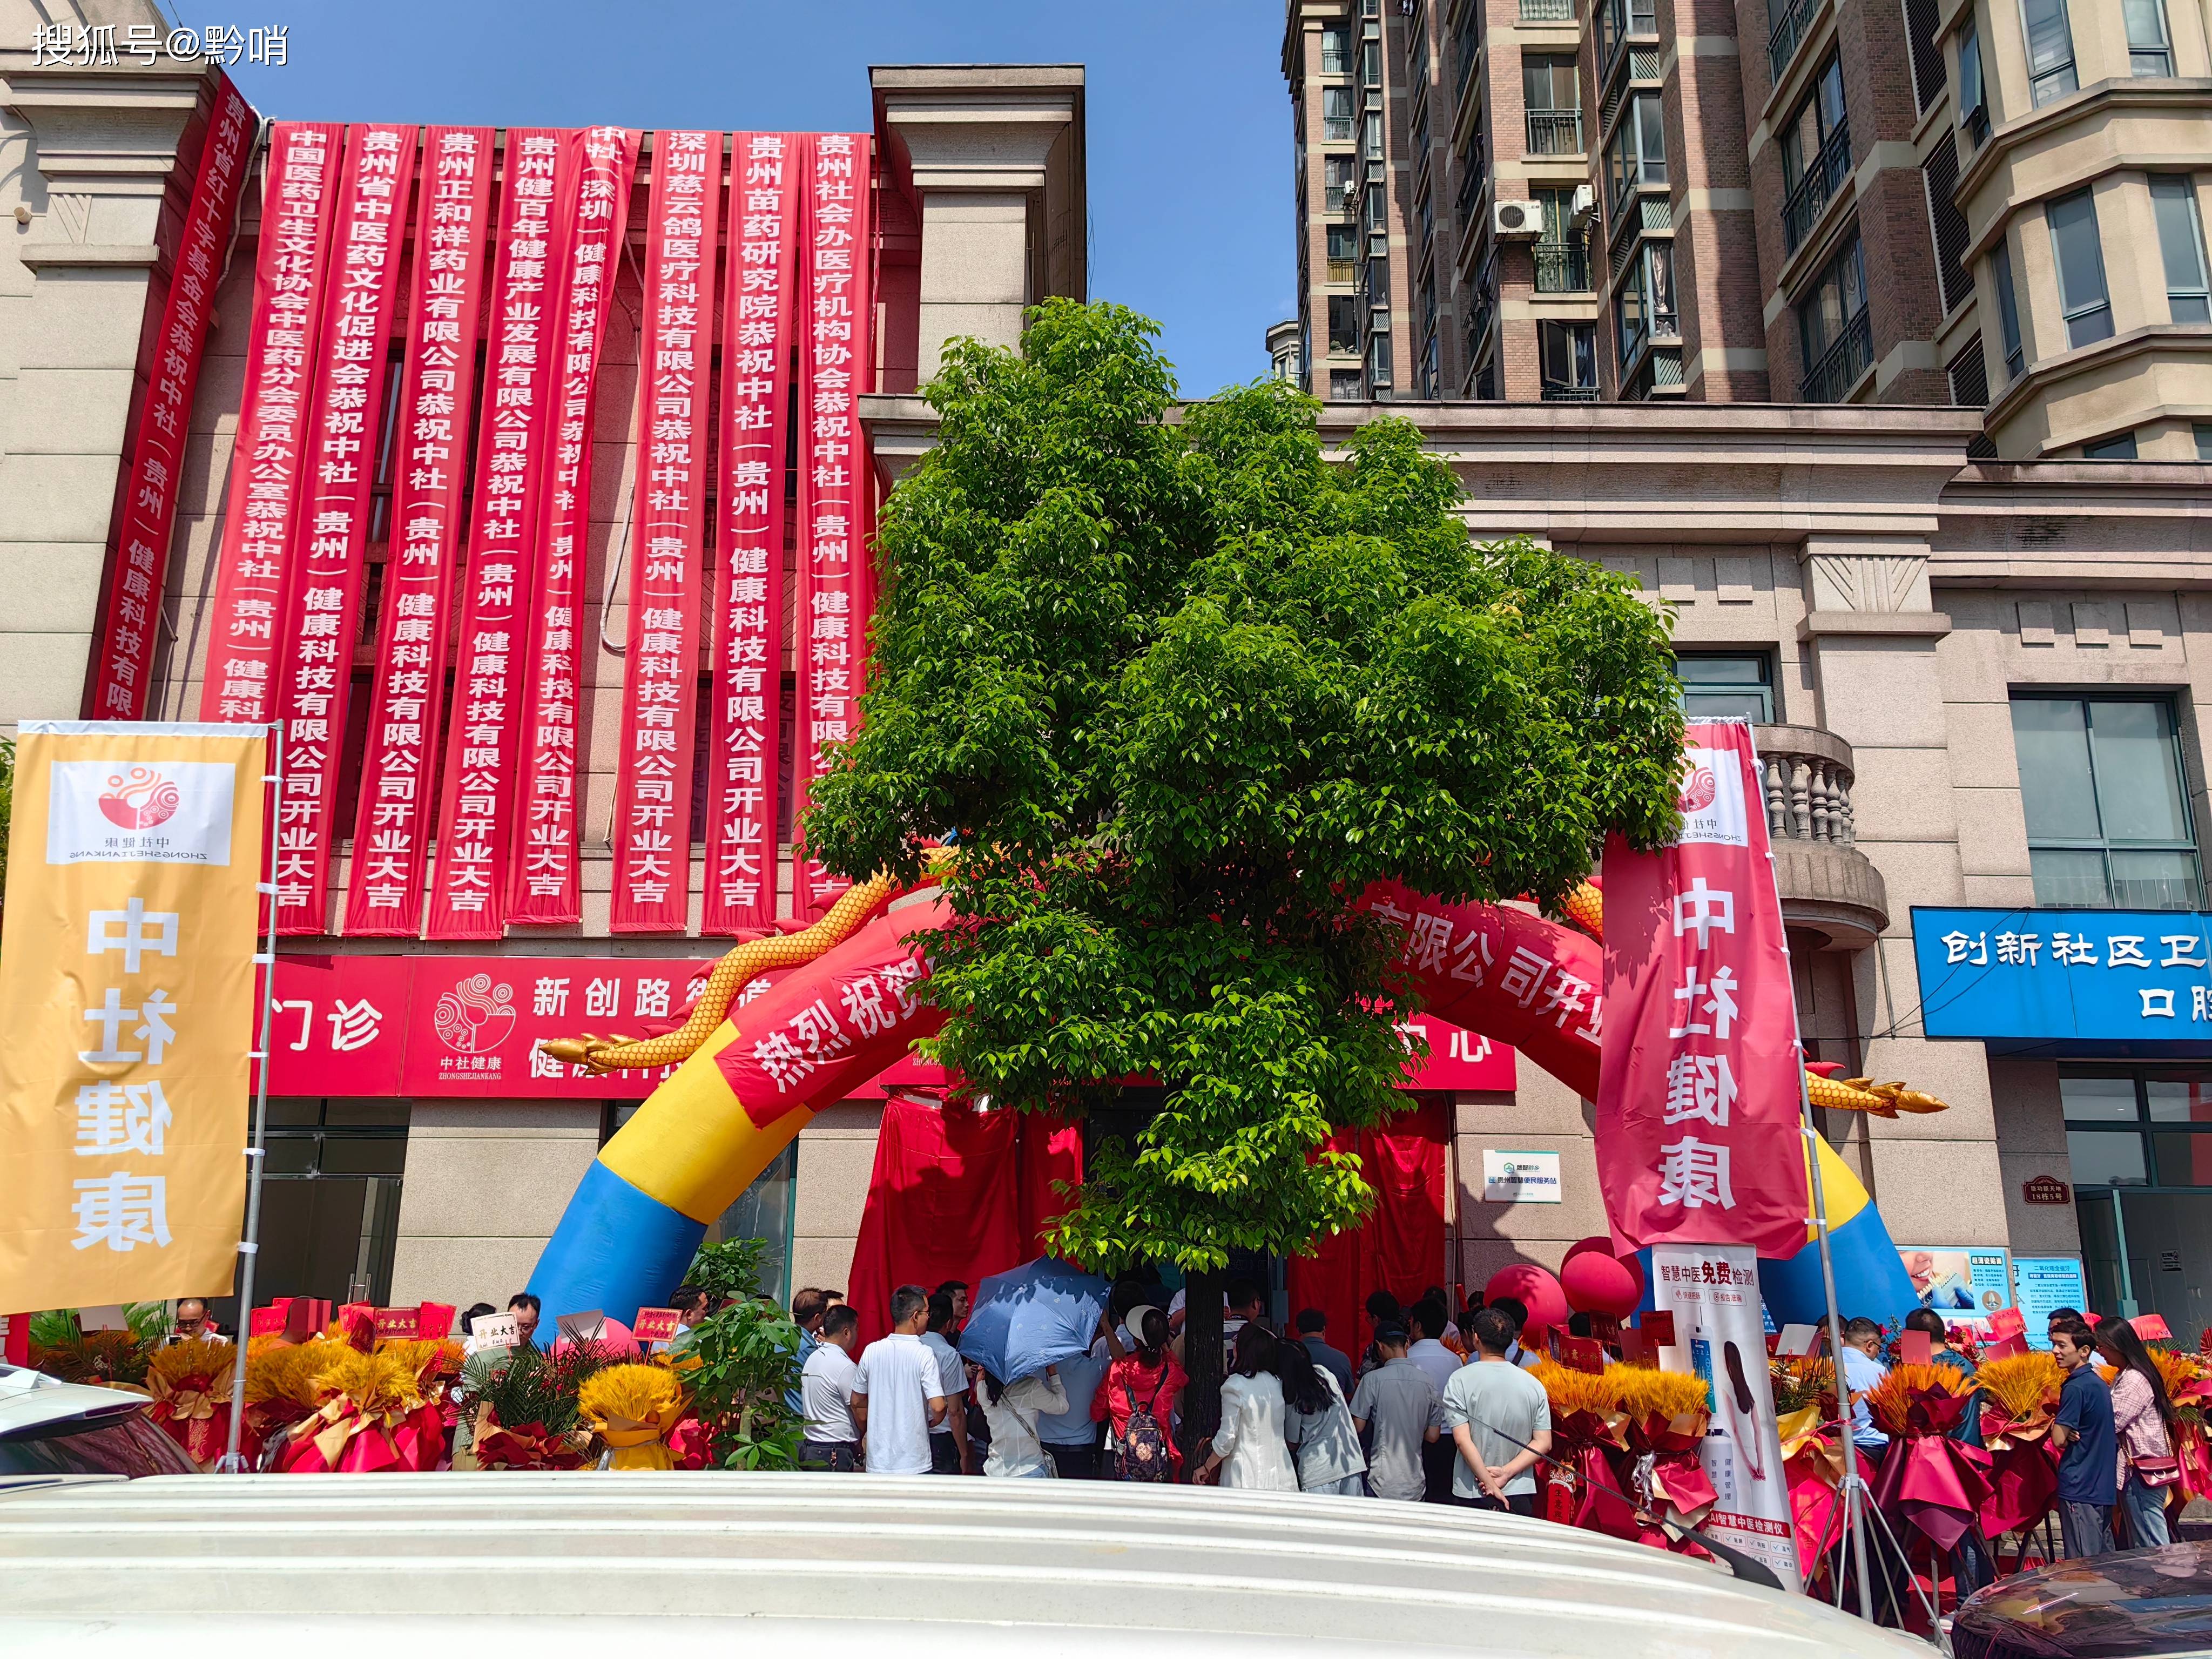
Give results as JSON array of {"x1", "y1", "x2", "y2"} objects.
[{"x1": 2063, "y1": 1070, "x2": 2212, "y2": 1341}]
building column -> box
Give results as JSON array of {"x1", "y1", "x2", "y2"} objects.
[{"x1": 1797, "y1": 535, "x2": 2009, "y2": 1256}]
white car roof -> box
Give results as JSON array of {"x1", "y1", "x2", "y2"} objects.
[
  {"x1": 0, "y1": 1365, "x2": 144, "y2": 1439},
  {"x1": 0, "y1": 1472, "x2": 1921, "y2": 1657}
]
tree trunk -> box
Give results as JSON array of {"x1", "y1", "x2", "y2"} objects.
[{"x1": 1178, "y1": 1266, "x2": 1226, "y2": 1478}]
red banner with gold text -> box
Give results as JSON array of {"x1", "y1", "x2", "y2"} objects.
[
  {"x1": 508, "y1": 126, "x2": 640, "y2": 925},
  {"x1": 792, "y1": 133, "x2": 875, "y2": 917},
  {"x1": 89, "y1": 77, "x2": 254, "y2": 720},
  {"x1": 609, "y1": 131, "x2": 719, "y2": 931},
  {"x1": 200, "y1": 122, "x2": 345, "y2": 725},
  {"x1": 1596, "y1": 723, "x2": 1809, "y2": 1258},
  {"x1": 341, "y1": 127, "x2": 495, "y2": 936},
  {"x1": 272, "y1": 124, "x2": 415, "y2": 934},
  {"x1": 702, "y1": 132, "x2": 800, "y2": 934},
  {"x1": 423, "y1": 130, "x2": 576, "y2": 939}
]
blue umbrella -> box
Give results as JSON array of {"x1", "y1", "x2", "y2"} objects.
[{"x1": 957, "y1": 1257, "x2": 1110, "y2": 1384}]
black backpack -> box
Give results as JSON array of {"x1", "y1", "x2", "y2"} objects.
[{"x1": 1119, "y1": 1366, "x2": 1176, "y2": 1482}]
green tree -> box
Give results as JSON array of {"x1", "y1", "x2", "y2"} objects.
[{"x1": 806, "y1": 300, "x2": 1683, "y2": 1454}]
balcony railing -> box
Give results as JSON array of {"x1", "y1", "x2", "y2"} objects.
[
  {"x1": 1327, "y1": 257, "x2": 1358, "y2": 283},
  {"x1": 1781, "y1": 120, "x2": 1851, "y2": 254},
  {"x1": 1541, "y1": 382, "x2": 1601, "y2": 401},
  {"x1": 1533, "y1": 244, "x2": 1591, "y2": 292},
  {"x1": 1325, "y1": 183, "x2": 1352, "y2": 214},
  {"x1": 1520, "y1": 0, "x2": 1575, "y2": 18},
  {"x1": 1526, "y1": 110, "x2": 1584, "y2": 154},
  {"x1": 1755, "y1": 731, "x2": 1856, "y2": 846},
  {"x1": 1766, "y1": 0, "x2": 1823, "y2": 85},
  {"x1": 1800, "y1": 307, "x2": 1871, "y2": 403}
]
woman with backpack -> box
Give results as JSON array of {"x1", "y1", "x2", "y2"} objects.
[
  {"x1": 2095, "y1": 1317, "x2": 2181, "y2": 1546},
  {"x1": 1193, "y1": 1323, "x2": 1299, "y2": 1491},
  {"x1": 1096, "y1": 1305, "x2": 1186, "y2": 1481},
  {"x1": 1276, "y1": 1332, "x2": 1366, "y2": 1495}
]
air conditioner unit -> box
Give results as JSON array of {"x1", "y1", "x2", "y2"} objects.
[
  {"x1": 1570, "y1": 184, "x2": 1596, "y2": 225},
  {"x1": 1494, "y1": 199, "x2": 1545, "y2": 239}
]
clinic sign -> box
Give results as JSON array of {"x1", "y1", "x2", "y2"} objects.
[{"x1": 1912, "y1": 907, "x2": 2212, "y2": 1042}]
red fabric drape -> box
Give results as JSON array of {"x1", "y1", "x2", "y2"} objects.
[
  {"x1": 1285, "y1": 1100, "x2": 1450, "y2": 1356},
  {"x1": 847, "y1": 1100, "x2": 1083, "y2": 1345}
]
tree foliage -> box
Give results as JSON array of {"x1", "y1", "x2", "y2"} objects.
[{"x1": 806, "y1": 299, "x2": 1682, "y2": 1278}]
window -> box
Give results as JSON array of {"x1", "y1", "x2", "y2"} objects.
[
  {"x1": 2197, "y1": 424, "x2": 2212, "y2": 460},
  {"x1": 2125, "y1": 0, "x2": 2172, "y2": 76},
  {"x1": 1538, "y1": 320, "x2": 1598, "y2": 398},
  {"x1": 1797, "y1": 232, "x2": 1871, "y2": 402},
  {"x1": 1992, "y1": 235, "x2": 2026, "y2": 378},
  {"x1": 1676, "y1": 653, "x2": 1773, "y2": 720},
  {"x1": 1364, "y1": 109, "x2": 1384, "y2": 160},
  {"x1": 1533, "y1": 187, "x2": 1591, "y2": 291},
  {"x1": 1370, "y1": 329, "x2": 1394, "y2": 387},
  {"x1": 1329, "y1": 368, "x2": 1365, "y2": 400},
  {"x1": 2047, "y1": 188, "x2": 2113, "y2": 347},
  {"x1": 2062, "y1": 1074, "x2": 2212, "y2": 1193},
  {"x1": 2011, "y1": 695, "x2": 2202, "y2": 908},
  {"x1": 1523, "y1": 54, "x2": 1582, "y2": 153},
  {"x1": 1781, "y1": 59, "x2": 1850, "y2": 253},
  {"x1": 1365, "y1": 180, "x2": 1387, "y2": 237},
  {"x1": 1323, "y1": 87, "x2": 1355, "y2": 142},
  {"x1": 1362, "y1": 39, "x2": 1383, "y2": 85},
  {"x1": 2152, "y1": 177, "x2": 2210, "y2": 323},
  {"x1": 1606, "y1": 92, "x2": 1667, "y2": 213},
  {"x1": 257, "y1": 1098, "x2": 411, "y2": 1306},
  {"x1": 2084, "y1": 431, "x2": 2139, "y2": 459},
  {"x1": 1327, "y1": 224, "x2": 1359, "y2": 283},
  {"x1": 1325, "y1": 154, "x2": 1357, "y2": 213},
  {"x1": 1328, "y1": 294, "x2": 1361, "y2": 353},
  {"x1": 1322, "y1": 23, "x2": 1353, "y2": 73},
  {"x1": 1616, "y1": 240, "x2": 1677, "y2": 360},
  {"x1": 1957, "y1": 18, "x2": 1988, "y2": 143},
  {"x1": 2020, "y1": 0, "x2": 2076, "y2": 105}
]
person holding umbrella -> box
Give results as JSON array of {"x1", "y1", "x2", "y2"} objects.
[{"x1": 969, "y1": 1360, "x2": 1069, "y2": 1478}]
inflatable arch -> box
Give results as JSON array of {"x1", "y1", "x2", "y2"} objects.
[{"x1": 525, "y1": 872, "x2": 1919, "y2": 1333}]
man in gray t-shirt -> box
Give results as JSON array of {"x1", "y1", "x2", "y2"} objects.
[
  {"x1": 1348, "y1": 1323, "x2": 1444, "y2": 1500},
  {"x1": 1440, "y1": 1306, "x2": 1554, "y2": 1514}
]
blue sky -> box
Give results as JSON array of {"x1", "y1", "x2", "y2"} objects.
[{"x1": 200, "y1": 1, "x2": 1293, "y2": 397}]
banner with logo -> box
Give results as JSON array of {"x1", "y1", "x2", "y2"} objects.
[
  {"x1": 200, "y1": 123, "x2": 346, "y2": 727},
  {"x1": 424, "y1": 130, "x2": 576, "y2": 940},
  {"x1": 1596, "y1": 721, "x2": 1808, "y2": 1258},
  {"x1": 510, "y1": 126, "x2": 641, "y2": 926},
  {"x1": 702, "y1": 132, "x2": 800, "y2": 934},
  {"x1": 609, "y1": 130, "x2": 719, "y2": 932},
  {"x1": 1650, "y1": 1241, "x2": 1800, "y2": 1588},
  {"x1": 0, "y1": 723, "x2": 265, "y2": 1311},
  {"x1": 90, "y1": 77, "x2": 255, "y2": 721},
  {"x1": 792, "y1": 132, "x2": 875, "y2": 917},
  {"x1": 273, "y1": 125, "x2": 416, "y2": 936},
  {"x1": 342, "y1": 127, "x2": 496, "y2": 938}
]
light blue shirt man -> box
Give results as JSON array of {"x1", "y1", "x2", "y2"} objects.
[{"x1": 1840, "y1": 1343, "x2": 1891, "y2": 1453}]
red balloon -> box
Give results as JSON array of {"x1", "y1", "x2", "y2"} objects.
[
  {"x1": 1485, "y1": 1264, "x2": 1569, "y2": 1337},
  {"x1": 1560, "y1": 1243, "x2": 1645, "y2": 1318}
]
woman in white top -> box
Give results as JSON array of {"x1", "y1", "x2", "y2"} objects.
[
  {"x1": 969, "y1": 1361, "x2": 1069, "y2": 1479},
  {"x1": 1194, "y1": 1324, "x2": 1299, "y2": 1492},
  {"x1": 1276, "y1": 1332, "x2": 1366, "y2": 1495}
]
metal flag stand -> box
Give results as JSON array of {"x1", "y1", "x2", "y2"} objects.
[{"x1": 218, "y1": 718, "x2": 283, "y2": 1473}]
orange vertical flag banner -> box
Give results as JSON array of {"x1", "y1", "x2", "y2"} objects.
[{"x1": 0, "y1": 722, "x2": 267, "y2": 1310}]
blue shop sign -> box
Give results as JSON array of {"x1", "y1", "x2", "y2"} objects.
[{"x1": 1911, "y1": 907, "x2": 2212, "y2": 1050}]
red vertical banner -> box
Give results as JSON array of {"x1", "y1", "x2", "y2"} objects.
[
  {"x1": 508, "y1": 126, "x2": 642, "y2": 926},
  {"x1": 199, "y1": 122, "x2": 345, "y2": 724},
  {"x1": 90, "y1": 76, "x2": 254, "y2": 720},
  {"x1": 1596, "y1": 722, "x2": 1810, "y2": 1258},
  {"x1": 608, "y1": 131, "x2": 719, "y2": 932},
  {"x1": 342, "y1": 127, "x2": 496, "y2": 937},
  {"x1": 423, "y1": 130, "x2": 576, "y2": 941},
  {"x1": 702, "y1": 132, "x2": 800, "y2": 935},
  {"x1": 792, "y1": 133, "x2": 876, "y2": 918},
  {"x1": 269, "y1": 125, "x2": 416, "y2": 935}
]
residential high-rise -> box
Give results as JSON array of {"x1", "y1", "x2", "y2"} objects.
[{"x1": 1283, "y1": 0, "x2": 2212, "y2": 455}]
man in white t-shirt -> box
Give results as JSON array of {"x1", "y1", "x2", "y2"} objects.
[
  {"x1": 852, "y1": 1285, "x2": 948, "y2": 1475},
  {"x1": 799, "y1": 1305, "x2": 864, "y2": 1471}
]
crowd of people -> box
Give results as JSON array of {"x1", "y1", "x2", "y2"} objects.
[{"x1": 787, "y1": 1277, "x2": 1556, "y2": 1510}]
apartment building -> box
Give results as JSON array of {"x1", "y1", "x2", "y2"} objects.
[{"x1": 1285, "y1": 0, "x2": 2212, "y2": 455}]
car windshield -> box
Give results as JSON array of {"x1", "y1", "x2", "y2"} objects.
[{"x1": 0, "y1": 1410, "x2": 198, "y2": 1480}]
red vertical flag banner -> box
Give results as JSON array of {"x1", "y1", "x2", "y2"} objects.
[
  {"x1": 792, "y1": 133, "x2": 876, "y2": 918},
  {"x1": 423, "y1": 130, "x2": 576, "y2": 940},
  {"x1": 200, "y1": 123, "x2": 345, "y2": 725},
  {"x1": 1596, "y1": 721, "x2": 1810, "y2": 1258},
  {"x1": 89, "y1": 77, "x2": 254, "y2": 720},
  {"x1": 509, "y1": 126, "x2": 642, "y2": 926},
  {"x1": 608, "y1": 131, "x2": 720, "y2": 932},
  {"x1": 702, "y1": 133, "x2": 800, "y2": 935},
  {"x1": 342, "y1": 127, "x2": 496, "y2": 936},
  {"x1": 270, "y1": 125, "x2": 416, "y2": 935}
]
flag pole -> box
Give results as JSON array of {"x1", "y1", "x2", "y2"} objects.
[
  {"x1": 1798, "y1": 1068, "x2": 1875, "y2": 1622},
  {"x1": 220, "y1": 718, "x2": 283, "y2": 1473}
]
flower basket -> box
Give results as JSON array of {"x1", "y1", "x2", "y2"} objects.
[
  {"x1": 578, "y1": 1364, "x2": 690, "y2": 1471},
  {"x1": 1864, "y1": 1365, "x2": 1992, "y2": 1555},
  {"x1": 143, "y1": 1339, "x2": 237, "y2": 1471},
  {"x1": 1972, "y1": 1352, "x2": 2062, "y2": 1544},
  {"x1": 276, "y1": 1347, "x2": 439, "y2": 1473},
  {"x1": 1615, "y1": 1368, "x2": 1716, "y2": 1528}
]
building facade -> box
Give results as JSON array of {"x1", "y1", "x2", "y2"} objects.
[{"x1": 1284, "y1": 0, "x2": 2212, "y2": 457}]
